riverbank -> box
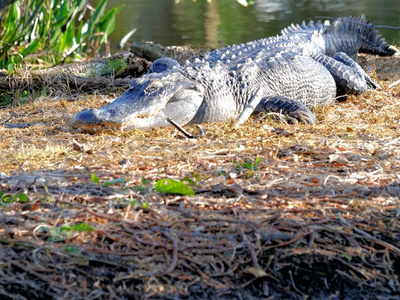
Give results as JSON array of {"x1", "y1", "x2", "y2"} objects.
[{"x1": 0, "y1": 51, "x2": 399, "y2": 298}]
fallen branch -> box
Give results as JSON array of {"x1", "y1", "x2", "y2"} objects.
[{"x1": 0, "y1": 53, "x2": 151, "y2": 93}]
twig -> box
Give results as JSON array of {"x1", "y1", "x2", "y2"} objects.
[
  {"x1": 289, "y1": 270, "x2": 304, "y2": 296},
  {"x1": 388, "y1": 79, "x2": 400, "y2": 89},
  {"x1": 167, "y1": 117, "x2": 196, "y2": 139},
  {"x1": 240, "y1": 229, "x2": 260, "y2": 268},
  {"x1": 4, "y1": 256, "x2": 56, "y2": 286},
  {"x1": 86, "y1": 208, "x2": 128, "y2": 223},
  {"x1": 159, "y1": 229, "x2": 179, "y2": 275},
  {"x1": 336, "y1": 213, "x2": 400, "y2": 255},
  {"x1": 0, "y1": 113, "x2": 12, "y2": 125},
  {"x1": 263, "y1": 229, "x2": 313, "y2": 250},
  {"x1": 141, "y1": 227, "x2": 179, "y2": 276}
]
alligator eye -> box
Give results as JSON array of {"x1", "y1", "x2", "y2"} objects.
[{"x1": 145, "y1": 81, "x2": 163, "y2": 94}]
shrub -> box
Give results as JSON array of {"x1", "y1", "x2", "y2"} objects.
[{"x1": 0, "y1": 0, "x2": 123, "y2": 72}]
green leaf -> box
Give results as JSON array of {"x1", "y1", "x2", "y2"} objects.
[
  {"x1": 70, "y1": 223, "x2": 94, "y2": 232},
  {"x1": 103, "y1": 177, "x2": 125, "y2": 186},
  {"x1": 141, "y1": 176, "x2": 151, "y2": 185},
  {"x1": 61, "y1": 222, "x2": 94, "y2": 232},
  {"x1": 17, "y1": 193, "x2": 28, "y2": 203},
  {"x1": 3, "y1": 3, "x2": 19, "y2": 40},
  {"x1": 97, "y1": 5, "x2": 124, "y2": 43},
  {"x1": 341, "y1": 254, "x2": 353, "y2": 262},
  {"x1": 92, "y1": 0, "x2": 108, "y2": 25},
  {"x1": 58, "y1": 17, "x2": 76, "y2": 53},
  {"x1": 63, "y1": 245, "x2": 82, "y2": 254},
  {"x1": 54, "y1": 1, "x2": 70, "y2": 24},
  {"x1": 21, "y1": 39, "x2": 40, "y2": 57},
  {"x1": 84, "y1": 0, "x2": 108, "y2": 39},
  {"x1": 243, "y1": 162, "x2": 253, "y2": 170},
  {"x1": 91, "y1": 173, "x2": 100, "y2": 183},
  {"x1": 155, "y1": 178, "x2": 195, "y2": 196},
  {"x1": 27, "y1": 2, "x2": 44, "y2": 26},
  {"x1": 129, "y1": 199, "x2": 140, "y2": 207},
  {"x1": 76, "y1": 20, "x2": 84, "y2": 43},
  {"x1": 193, "y1": 174, "x2": 201, "y2": 183},
  {"x1": 64, "y1": 18, "x2": 76, "y2": 51},
  {"x1": 3, "y1": 196, "x2": 13, "y2": 203},
  {"x1": 142, "y1": 202, "x2": 149, "y2": 209}
]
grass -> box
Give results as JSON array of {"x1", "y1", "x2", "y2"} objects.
[
  {"x1": 0, "y1": 52, "x2": 399, "y2": 298},
  {"x1": 0, "y1": 0, "x2": 123, "y2": 71}
]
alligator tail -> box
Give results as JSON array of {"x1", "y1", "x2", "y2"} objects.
[
  {"x1": 356, "y1": 16, "x2": 398, "y2": 56},
  {"x1": 324, "y1": 16, "x2": 398, "y2": 57}
]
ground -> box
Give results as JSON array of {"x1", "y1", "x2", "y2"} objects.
[{"x1": 0, "y1": 54, "x2": 399, "y2": 299}]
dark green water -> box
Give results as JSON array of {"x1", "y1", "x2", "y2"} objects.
[{"x1": 107, "y1": 0, "x2": 400, "y2": 49}]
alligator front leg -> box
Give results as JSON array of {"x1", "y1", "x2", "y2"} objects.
[
  {"x1": 313, "y1": 52, "x2": 374, "y2": 95},
  {"x1": 259, "y1": 96, "x2": 316, "y2": 125},
  {"x1": 235, "y1": 95, "x2": 316, "y2": 127},
  {"x1": 235, "y1": 88, "x2": 265, "y2": 127}
]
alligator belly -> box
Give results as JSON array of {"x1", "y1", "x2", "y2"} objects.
[{"x1": 265, "y1": 56, "x2": 337, "y2": 108}]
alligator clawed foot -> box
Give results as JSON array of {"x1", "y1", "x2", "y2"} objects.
[{"x1": 287, "y1": 110, "x2": 316, "y2": 125}]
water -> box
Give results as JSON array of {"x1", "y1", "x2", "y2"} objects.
[{"x1": 106, "y1": 0, "x2": 400, "y2": 50}]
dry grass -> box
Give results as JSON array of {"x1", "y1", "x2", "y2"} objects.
[{"x1": 0, "y1": 52, "x2": 399, "y2": 299}]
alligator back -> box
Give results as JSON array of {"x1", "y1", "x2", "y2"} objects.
[{"x1": 187, "y1": 16, "x2": 396, "y2": 71}]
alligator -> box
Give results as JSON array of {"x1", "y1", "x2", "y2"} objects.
[{"x1": 74, "y1": 16, "x2": 398, "y2": 132}]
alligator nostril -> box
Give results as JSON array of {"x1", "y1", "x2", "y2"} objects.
[{"x1": 74, "y1": 108, "x2": 100, "y2": 124}]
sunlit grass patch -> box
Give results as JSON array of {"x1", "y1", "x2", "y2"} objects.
[{"x1": 0, "y1": 142, "x2": 75, "y2": 171}]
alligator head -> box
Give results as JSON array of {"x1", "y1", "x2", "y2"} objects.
[{"x1": 74, "y1": 71, "x2": 204, "y2": 133}]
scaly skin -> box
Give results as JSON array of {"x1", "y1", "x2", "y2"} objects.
[{"x1": 74, "y1": 16, "x2": 398, "y2": 132}]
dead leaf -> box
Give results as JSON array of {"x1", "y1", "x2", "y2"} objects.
[{"x1": 247, "y1": 267, "x2": 268, "y2": 278}]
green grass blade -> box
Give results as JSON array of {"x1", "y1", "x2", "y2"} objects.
[{"x1": 21, "y1": 39, "x2": 40, "y2": 57}]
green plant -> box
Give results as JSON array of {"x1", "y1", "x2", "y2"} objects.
[
  {"x1": 129, "y1": 198, "x2": 149, "y2": 209},
  {"x1": 91, "y1": 173, "x2": 125, "y2": 186},
  {"x1": 234, "y1": 157, "x2": 262, "y2": 177},
  {"x1": 0, "y1": 191, "x2": 28, "y2": 203},
  {"x1": 175, "y1": 0, "x2": 254, "y2": 7},
  {"x1": 43, "y1": 222, "x2": 94, "y2": 242},
  {"x1": 59, "y1": 222, "x2": 94, "y2": 232},
  {"x1": 182, "y1": 173, "x2": 201, "y2": 186},
  {"x1": 131, "y1": 176, "x2": 152, "y2": 193},
  {"x1": 0, "y1": 0, "x2": 123, "y2": 72}
]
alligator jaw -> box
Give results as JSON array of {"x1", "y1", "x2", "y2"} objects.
[
  {"x1": 73, "y1": 72, "x2": 204, "y2": 133},
  {"x1": 73, "y1": 91, "x2": 173, "y2": 133}
]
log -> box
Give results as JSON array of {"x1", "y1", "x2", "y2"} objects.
[
  {"x1": 130, "y1": 41, "x2": 205, "y2": 65},
  {"x1": 0, "y1": 52, "x2": 151, "y2": 93},
  {"x1": 0, "y1": 43, "x2": 202, "y2": 93}
]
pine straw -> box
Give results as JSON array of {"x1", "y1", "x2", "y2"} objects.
[{"x1": 0, "y1": 53, "x2": 399, "y2": 299}]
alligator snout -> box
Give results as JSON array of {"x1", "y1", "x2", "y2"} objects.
[
  {"x1": 75, "y1": 108, "x2": 99, "y2": 124},
  {"x1": 74, "y1": 108, "x2": 123, "y2": 133}
]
